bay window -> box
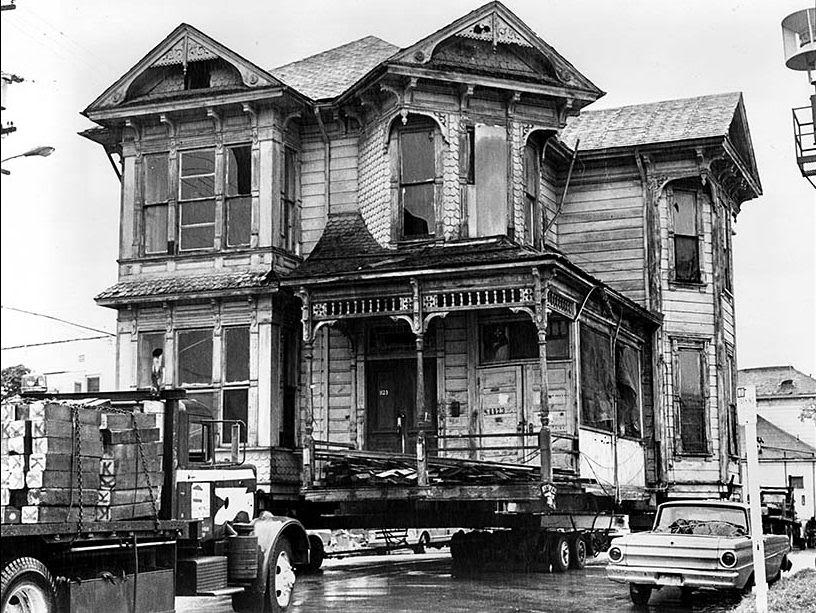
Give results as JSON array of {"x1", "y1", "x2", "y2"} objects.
[
  {"x1": 671, "y1": 189, "x2": 702, "y2": 284},
  {"x1": 225, "y1": 145, "x2": 252, "y2": 247},
  {"x1": 143, "y1": 153, "x2": 169, "y2": 254},
  {"x1": 398, "y1": 118, "x2": 437, "y2": 239},
  {"x1": 675, "y1": 342, "x2": 708, "y2": 454},
  {"x1": 523, "y1": 143, "x2": 539, "y2": 246},
  {"x1": 281, "y1": 147, "x2": 297, "y2": 252},
  {"x1": 179, "y1": 149, "x2": 216, "y2": 251}
]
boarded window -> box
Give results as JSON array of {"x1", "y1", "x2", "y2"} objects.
[
  {"x1": 673, "y1": 190, "x2": 700, "y2": 283},
  {"x1": 399, "y1": 125, "x2": 436, "y2": 238},
  {"x1": 678, "y1": 348, "x2": 706, "y2": 453},
  {"x1": 223, "y1": 388, "x2": 248, "y2": 443},
  {"x1": 179, "y1": 149, "x2": 216, "y2": 251},
  {"x1": 616, "y1": 344, "x2": 641, "y2": 438},
  {"x1": 138, "y1": 331, "x2": 165, "y2": 389},
  {"x1": 481, "y1": 319, "x2": 537, "y2": 363},
  {"x1": 143, "y1": 153, "x2": 168, "y2": 254},
  {"x1": 580, "y1": 325, "x2": 614, "y2": 432},
  {"x1": 473, "y1": 123, "x2": 508, "y2": 237},
  {"x1": 224, "y1": 326, "x2": 250, "y2": 382},
  {"x1": 523, "y1": 144, "x2": 538, "y2": 245},
  {"x1": 281, "y1": 147, "x2": 297, "y2": 252},
  {"x1": 226, "y1": 145, "x2": 252, "y2": 247},
  {"x1": 546, "y1": 315, "x2": 570, "y2": 360},
  {"x1": 177, "y1": 329, "x2": 213, "y2": 385}
]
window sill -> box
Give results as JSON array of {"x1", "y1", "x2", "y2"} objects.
[
  {"x1": 676, "y1": 452, "x2": 714, "y2": 459},
  {"x1": 120, "y1": 245, "x2": 300, "y2": 265},
  {"x1": 669, "y1": 280, "x2": 707, "y2": 293}
]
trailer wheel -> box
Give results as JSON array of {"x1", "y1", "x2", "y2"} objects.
[
  {"x1": 568, "y1": 535, "x2": 587, "y2": 570},
  {"x1": 1, "y1": 557, "x2": 57, "y2": 613},
  {"x1": 549, "y1": 534, "x2": 570, "y2": 572},
  {"x1": 629, "y1": 583, "x2": 652, "y2": 606},
  {"x1": 267, "y1": 536, "x2": 296, "y2": 612},
  {"x1": 303, "y1": 534, "x2": 325, "y2": 572}
]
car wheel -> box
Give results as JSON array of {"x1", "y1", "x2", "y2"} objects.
[
  {"x1": 267, "y1": 536, "x2": 296, "y2": 612},
  {"x1": 1, "y1": 557, "x2": 57, "y2": 613},
  {"x1": 549, "y1": 533, "x2": 570, "y2": 572},
  {"x1": 568, "y1": 535, "x2": 587, "y2": 570},
  {"x1": 629, "y1": 583, "x2": 652, "y2": 606}
]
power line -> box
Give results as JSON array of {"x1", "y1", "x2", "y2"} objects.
[
  {"x1": 1, "y1": 305, "x2": 115, "y2": 337},
  {"x1": 2, "y1": 335, "x2": 112, "y2": 351}
]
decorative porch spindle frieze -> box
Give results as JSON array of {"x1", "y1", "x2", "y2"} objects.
[
  {"x1": 547, "y1": 290, "x2": 576, "y2": 319},
  {"x1": 310, "y1": 295, "x2": 413, "y2": 321},
  {"x1": 421, "y1": 286, "x2": 535, "y2": 312}
]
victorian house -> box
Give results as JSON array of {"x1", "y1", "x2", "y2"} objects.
[{"x1": 84, "y1": 2, "x2": 760, "y2": 513}]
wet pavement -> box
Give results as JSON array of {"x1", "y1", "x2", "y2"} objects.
[{"x1": 177, "y1": 549, "x2": 816, "y2": 612}]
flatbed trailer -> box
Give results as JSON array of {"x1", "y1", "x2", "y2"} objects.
[{"x1": 1, "y1": 390, "x2": 311, "y2": 613}]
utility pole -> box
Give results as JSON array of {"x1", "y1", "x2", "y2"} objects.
[{"x1": 738, "y1": 384, "x2": 768, "y2": 613}]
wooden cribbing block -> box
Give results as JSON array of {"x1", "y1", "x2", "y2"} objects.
[
  {"x1": 22, "y1": 505, "x2": 96, "y2": 524},
  {"x1": 95, "y1": 501, "x2": 156, "y2": 522},
  {"x1": 1, "y1": 420, "x2": 26, "y2": 439},
  {"x1": 26, "y1": 470, "x2": 101, "y2": 490},
  {"x1": 31, "y1": 437, "x2": 103, "y2": 456},
  {"x1": 1, "y1": 437, "x2": 30, "y2": 455},
  {"x1": 102, "y1": 428, "x2": 161, "y2": 446},
  {"x1": 26, "y1": 453, "x2": 81, "y2": 473},
  {"x1": 1, "y1": 403, "x2": 15, "y2": 422},
  {"x1": 97, "y1": 487, "x2": 161, "y2": 507},
  {"x1": 99, "y1": 471, "x2": 163, "y2": 490},
  {"x1": 27, "y1": 488, "x2": 99, "y2": 506},
  {"x1": 0, "y1": 488, "x2": 8, "y2": 506},
  {"x1": 18, "y1": 402, "x2": 100, "y2": 424},
  {"x1": 100, "y1": 455, "x2": 163, "y2": 476},
  {"x1": 1, "y1": 470, "x2": 24, "y2": 491},
  {"x1": 102, "y1": 442, "x2": 163, "y2": 460},
  {"x1": 100, "y1": 413, "x2": 156, "y2": 430},
  {"x1": 2, "y1": 506, "x2": 21, "y2": 524},
  {"x1": 29, "y1": 420, "x2": 101, "y2": 439}
]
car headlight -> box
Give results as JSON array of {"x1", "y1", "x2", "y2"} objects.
[
  {"x1": 608, "y1": 546, "x2": 623, "y2": 562},
  {"x1": 720, "y1": 551, "x2": 737, "y2": 568}
]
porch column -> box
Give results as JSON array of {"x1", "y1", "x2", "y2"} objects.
[
  {"x1": 415, "y1": 331, "x2": 428, "y2": 487},
  {"x1": 303, "y1": 339, "x2": 315, "y2": 485},
  {"x1": 534, "y1": 269, "x2": 553, "y2": 491},
  {"x1": 348, "y1": 333, "x2": 359, "y2": 449}
]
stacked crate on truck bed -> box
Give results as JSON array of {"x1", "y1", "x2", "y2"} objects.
[{"x1": 1, "y1": 400, "x2": 163, "y2": 524}]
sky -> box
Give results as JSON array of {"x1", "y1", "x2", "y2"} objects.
[{"x1": 0, "y1": 0, "x2": 814, "y2": 376}]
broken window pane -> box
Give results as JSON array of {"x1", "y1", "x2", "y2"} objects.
[
  {"x1": 222, "y1": 388, "x2": 248, "y2": 443},
  {"x1": 401, "y1": 130, "x2": 435, "y2": 183},
  {"x1": 616, "y1": 344, "x2": 641, "y2": 438},
  {"x1": 138, "y1": 332, "x2": 165, "y2": 389},
  {"x1": 465, "y1": 126, "x2": 475, "y2": 184},
  {"x1": 144, "y1": 204, "x2": 168, "y2": 254},
  {"x1": 673, "y1": 191, "x2": 697, "y2": 235},
  {"x1": 177, "y1": 329, "x2": 213, "y2": 385},
  {"x1": 226, "y1": 197, "x2": 251, "y2": 247},
  {"x1": 227, "y1": 145, "x2": 252, "y2": 196},
  {"x1": 580, "y1": 325, "x2": 614, "y2": 432},
  {"x1": 674, "y1": 236, "x2": 700, "y2": 283},
  {"x1": 144, "y1": 153, "x2": 168, "y2": 204},
  {"x1": 678, "y1": 348, "x2": 706, "y2": 453},
  {"x1": 402, "y1": 184, "x2": 434, "y2": 237},
  {"x1": 224, "y1": 326, "x2": 250, "y2": 382}
]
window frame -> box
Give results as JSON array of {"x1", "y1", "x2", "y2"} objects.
[
  {"x1": 523, "y1": 142, "x2": 540, "y2": 247},
  {"x1": 221, "y1": 325, "x2": 250, "y2": 444},
  {"x1": 224, "y1": 144, "x2": 253, "y2": 249},
  {"x1": 281, "y1": 146, "x2": 298, "y2": 253},
  {"x1": 668, "y1": 186, "x2": 705, "y2": 286},
  {"x1": 137, "y1": 330, "x2": 166, "y2": 390},
  {"x1": 672, "y1": 337, "x2": 711, "y2": 456},
  {"x1": 142, "y1": 152, "x2": 170, "y2": 255},
  {"x1": 725, "y1": 348, "x2": 739, "y2": 458},
  {"x1": 396, "y1": 119, "x2": 439, "y2": 241},
  {"x1": 178, "y1": 148, "x2": 217, "y2": 252}
]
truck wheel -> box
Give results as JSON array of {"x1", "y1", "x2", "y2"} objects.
[
  {"x1": 413, "y1": 532, "x2": 430, "y2": 554},
  {"x1": 549, "y1": 534, "x2": 570, "y2": 572},
  {"x1": 267, "y1": 536, "x2": 296, "y2": 612},
  {"x1": 629, "y1": 583, "x2": 652, "y2": 606},
  {"x1": 1, "y1": 557, "x2": 57, "y2": 613},
  {"x1": 568, "y1": 535, "x2": 587, "y2": 569},
  {"x1": 303, "y1": 534, "x2": 325, "y2": 572}
]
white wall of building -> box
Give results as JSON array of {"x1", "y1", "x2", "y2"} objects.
[
  {"x1": 757, "y1": 396, "x2": 816, "y2": 449},
  {"x1": 756, "y1": 459, "x2": 816, "y2": 524}
]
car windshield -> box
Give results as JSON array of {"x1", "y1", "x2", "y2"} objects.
[{"x1": 654, "y1": 505, "x2": 748, "y2": 537}]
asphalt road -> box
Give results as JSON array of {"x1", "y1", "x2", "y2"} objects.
[{"x1": 177, "y1": 549, "x2": 816, "y2": 613}]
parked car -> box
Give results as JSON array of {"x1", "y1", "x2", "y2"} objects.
[{"x1": 606, "y1": 500, "x2": 792, "y2": 605}]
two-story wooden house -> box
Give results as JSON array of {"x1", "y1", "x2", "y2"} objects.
[{"x1": 84, "y1": 2, "x2": 760, "y2": 516}]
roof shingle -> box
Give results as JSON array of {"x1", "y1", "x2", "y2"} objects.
[
  {"x1": 271, "y1": 36, "x2": 399, "y2": 100},
  {"x1": 560, "y1": 92, "x2": 743, "y2": 151},
  {"x1": 95, "y1": 271, "x2": 274, "y2": 304}
]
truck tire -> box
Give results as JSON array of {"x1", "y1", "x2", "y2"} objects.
[
  {"x1": 629, "y1": 583, "x2": 652, "y2": 606},
  {"x1": 568, "y1": 535, "x2": 587, "y2": 570},
  {"x1": 267, "y1": 536, "x2": 296, "y2": 612},
  {"x1": 1, "y1": 557, "x2": 57, "y2": 613},
  {"x1": 549, "y1": 533, "x2": 570, "y2": 572},
  {"x1": 303, "y1": 534, "x2": 325, "y2": 572}
]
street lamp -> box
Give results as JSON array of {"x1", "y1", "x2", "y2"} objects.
[{"x1": 0, "y1": 145, "x2": 55, "y2": 175}]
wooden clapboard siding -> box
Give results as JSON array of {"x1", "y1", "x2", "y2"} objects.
[
  {"x1": 557, "y1": 178, "x2": 647, "y2": 306},
  {"x1": 722, "y1": 298, "x2": 735, "y2": 347},
  {"x1": 300, "y1": 122, "x2": 327, "y2": 256},
  {"x1": 330, "y1": 137, "x2": 359, "y2": 214},
  {"x1": 440, "y1": 313, "x2": 472, "y2": 459}
]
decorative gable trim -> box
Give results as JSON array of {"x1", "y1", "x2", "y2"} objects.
[
  {"x1": 84, "y1": 24, "x2": 282, "y2": 115},
  {"x1": 388, "y1": 1, "x2": 603, "y2": 98}
]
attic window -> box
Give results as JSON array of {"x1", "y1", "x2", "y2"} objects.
[
  {"x1": 185, "y1": 61, "x2": 212, "y2": 90},
  {"x1": 780, "y1": 379, "x2": 795, "y2": 389}
]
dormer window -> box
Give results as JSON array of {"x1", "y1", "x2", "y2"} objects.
[{"x1": 396, "y1": 117, "x2": 439, "y2": 240}]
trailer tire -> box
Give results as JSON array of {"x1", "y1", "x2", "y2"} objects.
[
  {"x1": 568, "y1": 535, "x2": 587, "y2": 570},
  {"x1": 303, "y1": 534, "x2": 325, "y2": 572},
  {"x1": 267, "y1": 536, "x2": 296, "y2": 612},
  {"x1": 548, "y1": 533, "x2": 570, "y2": 572},
  {"x1": 1, "y1": 556, "x2": 57, "y2": 613}
]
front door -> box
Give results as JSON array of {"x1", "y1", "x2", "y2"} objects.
[{"x1": 366, "y1": 359, "x2": 436, "y2": 453}]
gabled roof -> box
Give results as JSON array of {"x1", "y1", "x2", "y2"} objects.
[
  {"x1": 757, "y1": 415, "x2": 816, "y2": 460},
  {"x1": 561, "y1": 92, "x2": 744, "y2": 151},
  {"x1": 84, "y1": 23, "x2": 282, "y2": 116},
  {"x1": 739, "y1": 366, "x2": 816, "y2": 398},
  {"x1": 271, "y1": 36, "x2": 399, "y2": 101},
  {"x1": 95, "y1": 271, "x2": 274, "y2": 307}
]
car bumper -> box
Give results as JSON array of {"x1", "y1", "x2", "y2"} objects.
[{"x1": 606, "y1": 565, "x2": 742, "y2": 589}]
